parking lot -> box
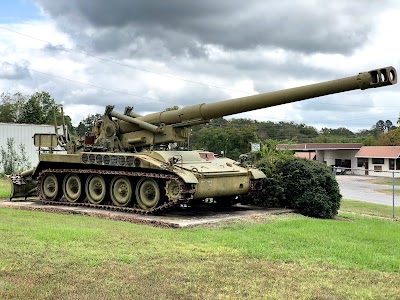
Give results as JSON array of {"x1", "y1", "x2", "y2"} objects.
[{"x1": 336, "y1": 175, "x2": 399, "y2": 207}]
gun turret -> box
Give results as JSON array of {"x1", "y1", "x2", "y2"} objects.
[{"x1": 93, "y1": 66, "x2": 396, "y2": 151}]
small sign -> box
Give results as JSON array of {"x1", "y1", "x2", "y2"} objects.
[
  {"x1": 34, "y1": 133, "x2": 58, "y2": 148},
  {"x1": 251, "y1": 143, "x2": 260, "y2": 152}
]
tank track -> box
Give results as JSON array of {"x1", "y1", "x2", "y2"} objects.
[{"x1": 36, "y1": 168, "x2": 195, "y2": 215}]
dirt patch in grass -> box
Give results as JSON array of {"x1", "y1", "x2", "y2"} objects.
[{"x1": 333, "y1": 215, "x2": 353, "y2": 222}]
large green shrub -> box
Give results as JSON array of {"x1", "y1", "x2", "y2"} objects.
[
  {"x1": 241, "y1": 155, "x2": 286, "y2": 207},
  {"x1": 281, "y1": 157, "x2": 341, "y2": 218},
  {"x1": 240, "y1": 140, "x2": 291, "y2": 207},
  {"x1": 242, "y1": 139, "x2": 341, "y2": 218}
]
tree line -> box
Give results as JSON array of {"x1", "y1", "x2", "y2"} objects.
[
  {"x1": 0, "y1": 92, "x2": 72, "y2": 130},
  {"x1": 188, "y1": 117, "x2": 400, "y2": 159}
]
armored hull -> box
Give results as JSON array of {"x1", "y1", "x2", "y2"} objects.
[{"x1": 21, "y1": 151, "x2": 263, "y2": 213}]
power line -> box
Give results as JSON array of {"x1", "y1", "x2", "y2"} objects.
[
  {"x1": 0, "y1": 26, "x2": 252, "y2": 95},
  {"x1": 0, "y1": 61, "x2": 165, "y2": 102},
  {"x1": 2, "y1": 60, "x2": 398, "y2": 127},
  {"x1": 2, "y1": 26, "x2": 399, "y2": 114}
]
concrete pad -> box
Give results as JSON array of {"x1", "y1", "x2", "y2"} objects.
[{"x1": 0, "y1": 200, "x2": 293, "y2": 228}]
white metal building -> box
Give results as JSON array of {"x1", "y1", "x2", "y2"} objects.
[{"x1": 0, "y1": 123, "x2": 60, "y2": 172}]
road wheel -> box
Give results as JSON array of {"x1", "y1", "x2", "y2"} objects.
[
  {"x1": 63, "y1": 174, "x2": 82, "y2": 202},
  {"x1": 41, "y1": 173, "x2": 59, "y2": 201},
  {"x1": 86, "y1": 175, "x2": 106, "y2": 204},
  {"x1": 135, "y1": 178, "x2": 161, "y2": 210},
  {"x1": 165, "y1": 179, "x2": 180, "y2": 201},
  {"x1": 110, "y1": 176, "x2": 132, "y2": 207}
]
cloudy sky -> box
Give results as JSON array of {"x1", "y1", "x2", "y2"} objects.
[{"x1": 0, "y1": 0, "x2": 399, "y2": 132}]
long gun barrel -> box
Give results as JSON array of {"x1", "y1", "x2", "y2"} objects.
[{"x1": 118, "y1": 66, "x2": 396, "y2": 134}]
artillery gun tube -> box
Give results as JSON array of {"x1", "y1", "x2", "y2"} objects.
[
  {"x1": 127, "y1": 111, "x2": 142, "y2": 118},
  {"x1": 118, "y1": 66, "x2": 397, "y2": 134},
  {"x1": 127, "y1": 137, "x2": 146, "y2": 144},
  {"x1": 110, "y1": 110, "x2": 161, "y2": 133}
]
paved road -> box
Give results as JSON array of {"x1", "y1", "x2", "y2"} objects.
[{"x1": 336, "y1": 175, "x2": 399, "y2": 206}]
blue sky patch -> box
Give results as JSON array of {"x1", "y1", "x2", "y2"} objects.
[{"x1": 0, "y1": 0, "x2": 43, "y2": 23}]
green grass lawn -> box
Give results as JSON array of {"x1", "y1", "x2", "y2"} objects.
[
  {"x1": 0, "y1": 208, "x2": 399, "y2": 299},
  {"x1": 341, "y1": 198, "x2": 400, "y2": 219},
  {"x1": 371, "y1": 177, "x2": 400, "y2": 186},
  {"x1": 1, "y1": 176, "x2": 400, "y2": 298},
  {"x1": 376, "y1": 188, "x2": 400, "y2": 196},
  {"x1": 0, "y1": 176, "x2": 11, "y2": 199},
  {"x1": 369, "y1": 177, "x2": 400, "y2": 196}
]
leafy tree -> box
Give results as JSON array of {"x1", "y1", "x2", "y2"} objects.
[
  {"x1": 376, "y1": 119, "x2": 394, "y2": 133},
  {"x1": 0, "y1": 92, "x2": 27, "y2": 123},
  {"x1": 18, "y1": 96, "x2": 43, "y2": 124},
  {"x1": 193, "y1": 123, "x2": 258, "y2": 159},
  {"x1": 33, "y1": 92, "x2": 56, "y2": 124},
  {"x1": 0, "y1": 138, "x2": 31, "y2": 174},
  {"x1": 376, "y1": 120, "x2": 386, "y2": 132},
  {"x1": 0, "y1": 91, "x2": 73, "y2": 133},
  {"x1": 356, "y1": 127, "x2": 381, "y2": 140},
  {"x1": 320, "y1": 127, "x2": 355, "y2": 137},
  {"x1": 256, "y1": 121, "x2": 318, "y2": 142},
  {"x1": 362, "y1": 134, "x2": 380, "y2": 146},
  {"x1": 385, "y1": 120, "x2": 394, "y2": 131},
  {"x1": 163, "y1": 105, "x2": 180, "y2": 111},
  {"x1": 377, "y1": 127, "x2": 400, "y2": 146},
  {"x1": 313, "y1": 127, "x2": 357, "y2": 143},
  {"x1": 229, "y1": 118, "x2": 256, "y2": 126},
  {"x1": 187, "y1": 116, "x2": 394, "y2": 150},
  {"x1": 210, "y1": 118, "x2": 229, "y2": 126},
  {"x1": 297, "y1": 123, "x2": 319, "y2": 140},
  {"x1": 18, "y1": 92, "x2": 58, "y2": 124},
  {"x1": 75, "y1": 113, "x2": 102, "y2": 137}
]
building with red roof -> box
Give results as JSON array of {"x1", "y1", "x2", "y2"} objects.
[
  {"x1": 355, "y1": 146, "x2": 400, "y2": 175},
  {"x1": 277, "y1": 143, "x2": 400, "y2": 177}
]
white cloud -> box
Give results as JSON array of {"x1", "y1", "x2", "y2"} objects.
[{"x1": 63, "y1": 103, "x2": 104, "y2": 125}]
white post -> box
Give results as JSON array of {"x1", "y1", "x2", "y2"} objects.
[{"x1": 392, "y1": 171, "x2": 395, "y2": 219}]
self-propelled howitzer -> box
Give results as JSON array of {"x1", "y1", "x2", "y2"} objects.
[{"x1": 9, "y1": 66, "x2": 397, "y2": 213}]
